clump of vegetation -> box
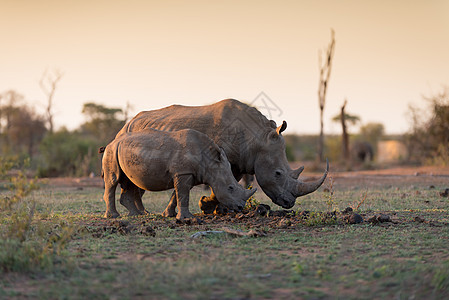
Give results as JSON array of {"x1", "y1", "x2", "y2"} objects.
[
  {"x1": 37, "y1": 128, "x2": 99, "y2": 177},
  {"x1": 301, "y1": 211, "x2": 338, "y2": 227},
  {"x1": 324, "y1": 175, "x2": 336, "y2": 212},
  {"x1": 407, "y1": 87, "x2": 449, "y2": 165},
  {"x1": 296, "y1": 176, "x2": 338, "y2": 226},
  {"x1": 0, "y1": 157, "x2": 73, "y2": 273},
  {"x1": 244, "y1": 186, "x2": 260, "y2": 211},
  {"x1": 432, "y1": 260, "x2": 449, "y2": 291}
]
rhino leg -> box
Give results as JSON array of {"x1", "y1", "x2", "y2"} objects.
[
  {"x1": 161, "y1": 190, "x2": 177, "y2": 217},
  {"x1": 103, "y1": 182, "x2": 120, "y2": 218},
  {"x1": 119, "y1": 176, "x2": 144, "y2": 216},
  {"x1": 102, "y1": 148, "x2": 120, "y2": 218},
  {"x1": 133, "y1": 186, "x2": 148, "y2": 214},
  {"x1": 174, "y1": 174, "x2": 195, "y2": 220},
  {"x1": 119, "y1": 189, "x2": 143, "y2": 216}
]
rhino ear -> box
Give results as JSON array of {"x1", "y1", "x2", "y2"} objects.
[
  {"x1": 219, "y1": 148, "x2": 227, "y2": 160},
  {"x1": 276, "y1": 120, "x2": 287, "y2": 135},
  {"x1": 209, "y1": 145, "x2": 223, "y2": 162}
]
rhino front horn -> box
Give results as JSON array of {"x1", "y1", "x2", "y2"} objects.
[
  {"x1": 245, "y1": 187, "x2": 257, "y2": 200},
  {"x1": 294, "y1": 158, "x2": 329, "y2": 197}
]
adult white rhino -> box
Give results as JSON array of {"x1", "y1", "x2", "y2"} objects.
[{"x1": 113, "y1": 99, "x2": 328, "y2": 213}]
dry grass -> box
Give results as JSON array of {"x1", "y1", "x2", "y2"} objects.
[{"x1": 1, "y1": 168, "x2": 449, "y2": 299}]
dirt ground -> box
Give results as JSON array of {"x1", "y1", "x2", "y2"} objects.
[
  {"x1": 3, "y1": 165, "x2": 449, "y2": 299},
  {"x1": 43, "y1": 164, "x2": 449, "y2": 190},
  {"x1": 45, "y1": 165, "x2": 449, "y2": 235}
]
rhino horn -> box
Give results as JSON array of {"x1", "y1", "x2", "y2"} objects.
[
  {"x1": 245, "y1": 187, "x2": 257, "y2": 200},
  {"x1": 290, "y1": 166, "x2": 304, "y2": 179},
  {"x1": 294, "y1": 159, "x2": 329, "y2": 197}
]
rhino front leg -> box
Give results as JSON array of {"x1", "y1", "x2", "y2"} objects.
[
  {"x1": 174, "y1": 174, "x2": 194, "y2": 220},
  {"x1": 161, "y1": 190, "x2": 177, "y2": 217},
  {"x1": 103, "y1": 180, "x2": 120, "y2": 218}
]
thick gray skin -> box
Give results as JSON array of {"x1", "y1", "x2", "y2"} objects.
[
  {"x1": 102, "y1": 128, "x2": 256, "y2": 219},
  {"x1": 114, "y1": 99, "x2": 328, "y2": 212}
]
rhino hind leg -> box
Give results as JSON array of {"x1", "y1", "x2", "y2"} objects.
[
  {"x1": 102, "y1": 148, "x2": 120, "y2": 218},
  {"x1": 133, "y1": 187, "x2": 148, "y2": 214},
  {"x1": 119, "y1": 176, "x2": 145, "y2": 216},
  {"x1": 161, "y1": 190, "x2": 177, "y2": 217},
  {"x1": 174, "y1": 174, "x2": 195, "y2": 220},
  {"x1": 103, "y1": 183, "x2": 120, "y2": 218}
]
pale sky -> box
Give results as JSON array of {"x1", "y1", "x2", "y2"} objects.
[{"x1": 1, "y1": 0, "x2": 448, "y2": 134}]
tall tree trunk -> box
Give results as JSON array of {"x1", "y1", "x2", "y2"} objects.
[
  {"x1": 318, "y1": 107, "x2": 324, "y2": 162},
  {"x1": 341, "y1": 100, "x2": 349, "y2": 161},
  {"x1": 316, "y1": 29, "x2": 335, "y2": 162}
]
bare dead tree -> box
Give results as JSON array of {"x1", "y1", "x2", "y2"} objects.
[
  {"x1": 332, "y1": 100, "x2": 360, "y2": 162},
  {"x1": 340, "y1": 99, "x2": 349, "y2": 161},
  {"x1": 39, "y1": 69, "x2": 63, "y2": 133},
  {"x1": 317, "y1": 29, "x2": 335, "y2": 162}
]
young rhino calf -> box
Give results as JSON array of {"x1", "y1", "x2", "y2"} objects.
[{"x1": 101, "y1": 128, "x2": 256, "y2": 219}]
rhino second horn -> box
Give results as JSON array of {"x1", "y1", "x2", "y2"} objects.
[
  {"x1": 294, "y1": 159, "x2": 329, "y2": 197},
  {"x1": 290, "y1": 166, "x2": 305, "y2": 179}
]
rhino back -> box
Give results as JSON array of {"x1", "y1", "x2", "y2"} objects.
[
  {"x1": 116, "y1": 99, "x2": 276, "y2": 174},
  {"x1": 116, "y1": 129, "x2": 200, "y2": 191}
]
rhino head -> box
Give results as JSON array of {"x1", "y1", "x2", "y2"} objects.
[
  {"x1": 254, "y1": 121, "x2": 328, "y2": 209},
  {"x1": 202, "y1": 146, "x2": 257, "y2": 211}
]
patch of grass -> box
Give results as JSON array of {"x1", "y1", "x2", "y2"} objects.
[
  {"x1": 0, "y1": 158, "x2": 75, "y2": 273},
  {"x1": 1, "y1": 173, "x2": 449, "y2": 299}
]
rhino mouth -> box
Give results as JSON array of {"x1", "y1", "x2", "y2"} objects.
[
  {"x1": 274, "y1": 192, "x2": 296, "y2": 209},
  {"x1": 279, "y1": 201, "x2": 295, "y2": 209},
  {"x1": 215, "y1": 202, "x2": 244, "y2": 214}
]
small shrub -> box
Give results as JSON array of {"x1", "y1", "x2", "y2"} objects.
[
  {"x1": 432, "y1": 260, "x2": 449, "y2": 291},
  {"x1": 407, "y1": 87, "x2": 449, "y2": 165},
  {"x1": 324, "y1": 175, "x2": 336, "y2": 212},
  {"x1": 303, "y1": 211, "x2": 337, "y2": 227},
  {"x1": 37, "y1": 129, "x2": 100, "y2": 177},
  {"x1": 244, "y1": 186, "x2": 260, "y2": 211},
  {"x1": 0, "y1": 157, "x2": 73, "y2": 273}
]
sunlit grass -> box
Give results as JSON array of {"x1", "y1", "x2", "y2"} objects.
[{"x1": 1, "y1": 178, "x2": 449, "y2": 299}]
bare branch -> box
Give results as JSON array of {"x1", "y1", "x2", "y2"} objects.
[
  {"x1": 39, "y1": 69, "x2": 63, "y2": 133},
  {"x1": 317, "y1": 29, "x2": 336, "y2": 162}
]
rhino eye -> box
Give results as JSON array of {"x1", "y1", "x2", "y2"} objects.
[
  {"x1": 228, "y1": 186, "x2": 234, "y2": 193},
  {"x1": 275, "y1": 171, "x2": 282, "y2": 177}
]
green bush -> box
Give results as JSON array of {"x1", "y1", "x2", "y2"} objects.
[
  {"x1": 0, "y1": 157, "x2": 73, "y2": 273},
  {"x1": 37, "y1": 129, "x2": 100, "y2": 177},
  {"x1": 407, "y1": 87, "x2": 449, "y2": 165}
]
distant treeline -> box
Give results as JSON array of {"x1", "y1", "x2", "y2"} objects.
[
  {"x1": 1, "y1": 87, "x2": 447, "y2": 177},
  {"x1": 0, "y1": 90, "x2": 127, "y2": 177}
]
